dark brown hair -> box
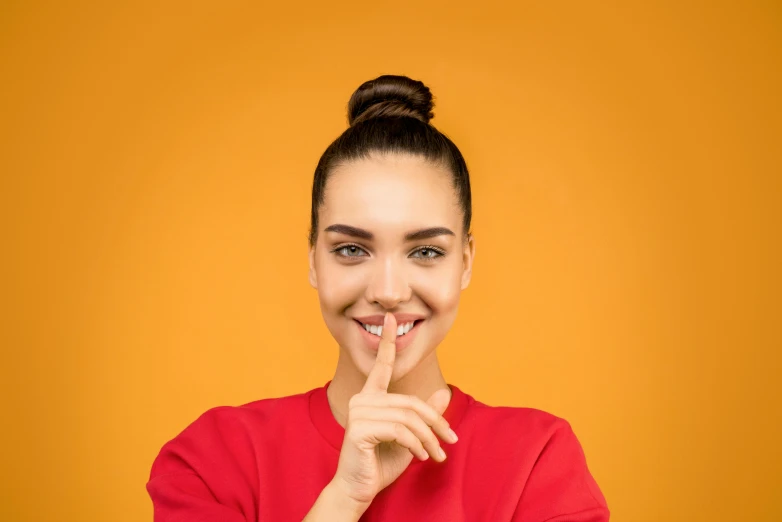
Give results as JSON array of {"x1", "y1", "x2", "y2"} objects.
[{"x1": 308, "y1": 74, "x2": 472, "y2": 247}]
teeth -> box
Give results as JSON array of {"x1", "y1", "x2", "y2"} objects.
[{"x1": 363, "y1": 321, "x2": 416, "y2": 337}]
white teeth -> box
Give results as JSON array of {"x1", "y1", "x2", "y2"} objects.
[{"x1": 363, "y1": 321, "x2": 416, "y2": 337}]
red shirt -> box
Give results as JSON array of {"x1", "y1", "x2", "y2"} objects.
[{"x1": 147, "y1": 381, "x2": 609, "y2": 521}]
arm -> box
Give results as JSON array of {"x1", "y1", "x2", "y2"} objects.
[
  {"x1": 147, "y1": 472, "x2": 247, "y2": 522},
  {"x1": 147, "y1": 407, "x2": 372, "y2": 522},
  {"x1": 148, "y1": 473, "x2": 367, "y2": 522},
  {"x1": 301, "y1": 479, "x2": 369, "y2": 522},
  {"x1": 512, "y1": 422, "x2": 609, "y2": 522},
  {"x1": 146, "y1": 408, "x2": 260, "y2": 522}
]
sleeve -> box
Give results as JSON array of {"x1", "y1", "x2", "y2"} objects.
[
  {"x1": 146, "y1": 473, "x2": 247, "y2": 522},
  {"x1": 512, "y1": 422, "x2": 609, "y2": 522},
  {"x1": 146, "y1": 407, "x2": 260, "y2": 522}
]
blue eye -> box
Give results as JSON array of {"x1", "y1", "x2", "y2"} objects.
[
  {"x1": 411, "y1": 246, "x2": 445, "y2": 261},
  {"x1": 335, "y1": 245, "x2": 368, "y2": 257},
  {"x1": 331, "y1": 244, "x2": 446, "y2": 262}
]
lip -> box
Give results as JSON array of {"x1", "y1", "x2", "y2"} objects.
[
  {"x1": 354, "y1": 318, "x2": 424, "y2": 352},
  {"x1": 353, "y1": 313, "x2": 426, "y2": 326}
]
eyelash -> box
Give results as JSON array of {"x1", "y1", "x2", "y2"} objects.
[{"x1": 331, "y1": 243, "x2": 446, "y2": 262}]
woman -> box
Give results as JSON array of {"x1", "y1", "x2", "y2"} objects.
[{"x1": 147, "y1": 75, "x2": 609, "y2": 521}]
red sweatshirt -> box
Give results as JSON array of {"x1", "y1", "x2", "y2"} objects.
[{"x1": 147, "y1": 381, "x2": 609, "y2": 521}]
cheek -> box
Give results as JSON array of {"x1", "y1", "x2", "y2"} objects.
[
  {"x1": 315, "y1": 263, "x2": 360, "y2": 343},
  {"x1": 315, "y1": 255, "x2": 363, "y2": 312},
  {"x1": 412, "y1": 263, "x2": 462, "y2": 315}
]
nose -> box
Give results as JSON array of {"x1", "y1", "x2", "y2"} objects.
[{"x1": 364, "y1": 255, "x2": 412, "y2": 309}]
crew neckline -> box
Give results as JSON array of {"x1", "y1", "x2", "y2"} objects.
[{"x1": 309, "y1": 380, "x2": 470, "y2": 462}]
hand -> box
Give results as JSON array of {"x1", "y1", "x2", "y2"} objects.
[{"x1": 331, "y1": 312, "x2": 458, "y2": 507}]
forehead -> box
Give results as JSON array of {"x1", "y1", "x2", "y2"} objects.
[{"x1": 322, "y1": 154, "x2": 460, "y2": 233}]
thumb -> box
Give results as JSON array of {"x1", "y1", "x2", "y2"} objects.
[{"x1": 426, "y1": 387, "x2": 452, "y2": 417}]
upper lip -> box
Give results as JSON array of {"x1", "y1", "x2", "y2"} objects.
[{"x1": 354, "y1": 314, "x2": 426, "y2": 326}]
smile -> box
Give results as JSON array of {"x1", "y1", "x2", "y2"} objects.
[
  {"x1": 353, "y1": 318, "x2": 425, "y2": 352},
  {"x1": 358, "y1": 320, "x2": 419, "y2": 337}
]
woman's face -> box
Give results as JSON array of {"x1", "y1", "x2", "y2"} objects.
[{"x1": 309, "y1": 153, "x2": 475, "y2": 383}]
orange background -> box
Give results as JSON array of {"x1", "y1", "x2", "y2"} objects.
[{"x1": 1, "y1": 2, "x2": 780, "y2": 521}]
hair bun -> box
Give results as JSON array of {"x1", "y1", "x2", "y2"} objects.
[{"x1": 347, "y1": 75, "x2": 434, "y2": 126}]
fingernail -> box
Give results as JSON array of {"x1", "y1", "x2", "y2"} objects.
[
  {"x1": 447, "y1": 428, "x2": 458, "y2": 443},
  {"x1": 383, "y1": 312, "x2": 389, "y2": 329},
  {"x1": 438, "y1": 447, "x2": 447, "y2": 460}
]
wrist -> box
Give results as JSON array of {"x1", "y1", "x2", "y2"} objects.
[{"x1": 324, "y1": 479, "x2": 371, "y2": 520}]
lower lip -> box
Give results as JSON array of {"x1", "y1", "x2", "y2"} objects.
[{"x1": 355, "y1": 319, "x2": 424, "y2": 352}]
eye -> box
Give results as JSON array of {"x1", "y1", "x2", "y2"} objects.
[
  {"x1": 410, "y1": 245, "x2": 446, "y2": 262},
  {"x1": 330, "y1": 244, "x2": 446, "y2": 262},
  {"x1": 332, "y1": 244, "x2": 368, "y2": 258}
]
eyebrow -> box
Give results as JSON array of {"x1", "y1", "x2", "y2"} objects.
[{"x1": 323, "y1": 224, "x2": 455, "y2": 241}]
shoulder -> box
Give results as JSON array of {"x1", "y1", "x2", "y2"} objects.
[
  {"x1": 149, "y1": 388, "x2": 313, "y2": 478},
  {"x1": 463, "y1": 399, "x2": 595, "y2": 474},
  {"x1": 463, "y1": 399, "x2": 608, "y2": 514},
  {"x1": 467, "y1": 399, "x2": 575, "y2": 446},
  {"x1": 194, "y1": 389, "x2": 311, "y2": 430},
  {"x1": 175, "y1": 388, "x2": 310, "y2": 440}
]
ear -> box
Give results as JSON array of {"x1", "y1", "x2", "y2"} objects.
[
  {"x1": 308, "y1": 245, "x2": 318, "y2": 289},
  {"x1": 461, "y1": 233, "x2": 476, "y2": 290}
]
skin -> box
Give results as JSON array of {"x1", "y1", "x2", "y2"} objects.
[
  {"x1": 303, "y1": 152, "x2": 477, "y2": 516},
  {"x1": 302, "y1": 312, "x2": 461, "y2": 519},
  {"x1": 308, "y1": 152, "x2": 476, "y2": 430}
]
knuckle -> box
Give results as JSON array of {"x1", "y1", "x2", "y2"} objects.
[
  {"x1": 348, "y1": 406, "x2": 365, "y2": 420},
  {"x1": 349, "y1": 420, "x2": 377, "y2": 443},
  {"x1": 423, "y1": 432, "x2": 439, "y2": 447},
  {"x1": 347, "y1": 418, "x2": 365, "y2": 431},
  {"x1": 345, "y1": 421, "x2": 362, "y2": 440},
  {"x1": 432, "y1": 415, "x2": 447, "y2": 429},
  {"x1": 408, "y1": 395, "x2": 429, "y2": 417}
]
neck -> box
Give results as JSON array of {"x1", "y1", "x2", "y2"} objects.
[{"x1": 326, "y1": 346, "x2": 450, "y2": 428}]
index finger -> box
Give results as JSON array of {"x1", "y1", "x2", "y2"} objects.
[{"x1": 361, "y1": 312, "x2": 397, "y2": 394}]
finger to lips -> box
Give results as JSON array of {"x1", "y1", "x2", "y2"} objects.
[{"x1": 361, "y1": 312, "x2": 397, "y2": 394}]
